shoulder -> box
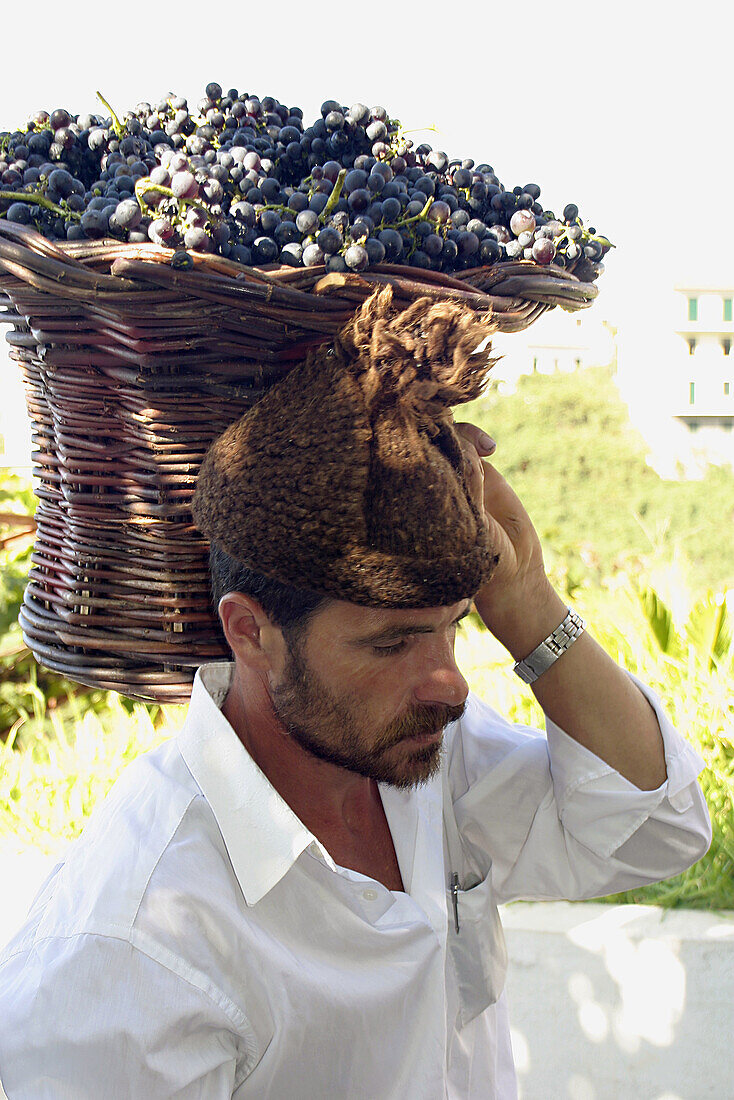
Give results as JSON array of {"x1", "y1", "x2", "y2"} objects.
[
  {"x1": 5, "y1": 736, "x2": 232, "y2": 954},
  {"x1": 444, "y1": 690, "x2": 550, "y2": 798}
]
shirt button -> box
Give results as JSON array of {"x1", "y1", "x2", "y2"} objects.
[{"x1": 362, "y1": 888, "x2": 379, "y2": 901}]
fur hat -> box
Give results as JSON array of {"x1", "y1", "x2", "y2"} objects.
[{"x1": 192, "y1": 285, "x2": 499, "y2": 608}]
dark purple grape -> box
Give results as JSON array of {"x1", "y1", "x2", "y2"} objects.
[
  {"x1": 344, "y1": 244, "x2": 369, "y2": 271},
  {"x1": 169, "y1": 171, "x2": 198, "y2": 200},
  {"x1": 317, "y1": 226, "x2": 341, "y2": 254},
  {"x1": 295, "y1": 209, "x2": 320, "y2": 236},
  {"x1": 325, "y1": 254, "x2": 347, "y2": 273},
  {"x1": 344, "y1": 169, "x2": 368, "y2": 193},
  {"x1": 347, "y1": 189, "x2": 370, "y2": 213},
  {"x1": 364, "y1": 238, "x2": 385, "y2": 264},
  {"x1": 308, "y1": 193, "x2": 329, "y2": 215},
  {"x1": 348, "y1": 103, "x2": 370, "y2": 125},
  {"x1": 171, "y1": 250, "x2": 195, "y2": 269},
  {"x1": 409, "y1": 250, "x2": 431, "y2": 269},
  {"x1": 452, "y1": 168, "x2": 472, "y2": 189},
  {"x1": 303, "y1": 242, "x2": 325, "y2": 267},
  {"x1": 279, "y1": 242, "x2": 303, "y2": 266},
  {"x1": 532, "y1": 238, "x2": 556, "y2": 264},
  {"x1": 80, "y1": 209, "x2": 109, "y2": 238},
  {"x1": 114, "y1": 199, "x2": 143, "y2": 229},
  {"x1": 457, "y1": 231, "x2": 479, "y2": 257},
  {"x1": 48, "y1": 169, "x2": 75, "y2": 197},
  {"x1": 378, "y1": 228, "x2": 403, "y2": 261},
  {"x1": 380, "y1": 196, "x2": 401, "y2": 222},
  {"x1": 479, "y1": 237, "x2": 501, "y2": 264},
  {"x1": 229, "y1": 243, "x2": 252, "y2": 265},
  {"x1": 366, "y1": 120, "x2": 388, "y2": 143},
  {"x1": 149, "y1": 217, "x2": 175, "y2": 245},
  {"x1": 258, "y1": 209, "x2": 280, "y2": 234},
  {"x1": 49, "y1": 108, "x2": 71, "y2": 131},
  {"x1": 6, "y1": 203, "x2": 31, "y2": 224},
  {"x1": 427, "y1": 201, "x2": 451, "y2": 225},
  {"x1": 274, "y1": 221, "x2": 299, "y2": 246}
]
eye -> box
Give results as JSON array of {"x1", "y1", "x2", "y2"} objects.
[{"x1": 372, "y1": 639, "x2": 408, "y2": 657}]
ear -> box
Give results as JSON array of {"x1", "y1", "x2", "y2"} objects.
[{"x1": 218, "y1": 593, "x2": 282, "y2": 672}]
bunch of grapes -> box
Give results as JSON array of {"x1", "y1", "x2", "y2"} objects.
[{"x1": 0, "y1": 84, "x2": 612, "y2": 280}]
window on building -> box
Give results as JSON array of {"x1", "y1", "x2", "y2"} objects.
[
  {"x1": 689, "y1": 381, "x2": 695, "y2": 404},
  {"x1": 724, "y1": 420, "x2": 733, "y2": 433},
  {"x1": 688, "y1": 297, "x2": 698, "y2": 321},
  {"x1": 688, "y1": 338, "x2": 696, "y2": 355},
  {"x1": 532, "y1": 356, "x2": 538, "y2": 372},
  {"x1": 723, "y1": 338, "x2": 731, "y2": 356},
  {"x1": 574, "y1": 358, "x2": 581, "y2": 369},
  {"x1": 725, "y1": 382, "x2": 731, "y2": 396},
  {"x1": 689, "y1": 420, "x2": 699, "y2": 432},
  {"x1": 724, "y1": 298, "x2": 733, "y2": 322}
]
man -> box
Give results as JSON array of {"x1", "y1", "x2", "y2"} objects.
[{"x1": 0, "y1": 288, "x2": 711, "y2": 1098}]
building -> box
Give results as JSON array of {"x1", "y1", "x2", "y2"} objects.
[
  {"x1": 488, "y1": 307, "x2": 617, "y2": 391},
  {"x1": 611, "y1": 266, "x2": 734, "y2": 479},
  {"x1": 672, "y1": 284, "x2": 734, "y2": 467}
]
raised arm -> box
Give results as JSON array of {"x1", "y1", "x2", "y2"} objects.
[{"x1": 456, "y1": 423, "x2": 667, "y2": 791}]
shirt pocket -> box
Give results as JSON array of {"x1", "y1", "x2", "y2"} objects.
[{"x1": 447, "y1": 866, "x2": 508, "y2": 1028}]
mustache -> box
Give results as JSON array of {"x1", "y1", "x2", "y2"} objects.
[{"x1": 377, "y1": 700, "x2": 466, "y2": 748}]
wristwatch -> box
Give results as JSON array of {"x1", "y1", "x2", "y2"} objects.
[{"x1": 513, "y1": 607, "x2": 586, "y2": 684}]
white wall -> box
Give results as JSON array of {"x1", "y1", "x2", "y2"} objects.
[{"x1": 502, "y1": 901, "x2": 734, "y2": 1100}]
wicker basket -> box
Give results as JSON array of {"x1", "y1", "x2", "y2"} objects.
[{"x1": 0, "y1": 221, "x2": 599, "y2": 703}]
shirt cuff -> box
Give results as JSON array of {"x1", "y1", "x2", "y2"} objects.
[{"x1": 545, "y1": 672, "x2": 707, "y2": 859}]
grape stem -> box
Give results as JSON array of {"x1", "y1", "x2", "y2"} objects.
[
  {"x1": 134, "y1": 179, "x2": 212, "y2": 219},
  {"x1": 394, "y1": 194, "x2": 434, "y2": 229},
  {"x1": 399, "y1": 124, "x2": 439, "y2": 136},
  {"x1": 96, "y1": 91, "x2": 125, "y2": 139},
  {"x1": 0, "y1": 190, "x2": 81, "y2": 220},
  {"x1": 319, "y1": 169, "x2": 347, "y2": 224}
]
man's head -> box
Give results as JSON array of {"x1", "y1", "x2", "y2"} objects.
[
  {"x1": 215, "y1": 550, "x2": 470, "y2": 789},
  {"x1": 196, "y1": 287, "x2": 496, "y2": 786},
  {"x1": 193, "y1": 286, "x2": 499, "y2": 611}
]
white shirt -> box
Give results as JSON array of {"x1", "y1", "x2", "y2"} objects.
[{"x1": 0, "y1": 662, "x2": 711, "y2": 1099}]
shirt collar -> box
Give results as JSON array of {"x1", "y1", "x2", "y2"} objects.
[{"x1": 177, "y1": 661, "x2": 335, "y2": 906}]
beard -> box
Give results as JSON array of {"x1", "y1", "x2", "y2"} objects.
[{"x1": 270, "y1": 637, "x2": 465, "y2": 790}]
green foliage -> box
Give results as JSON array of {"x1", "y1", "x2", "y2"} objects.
[
  {"x1": 596, "y1": 580, "x2": 733, "y2": 910},
  {"x1": 464, "y1": 365, "x2": 734, "y2": 593},
  {"x1": 0, "y1": 693, "x2": 183, "y2": 853}
]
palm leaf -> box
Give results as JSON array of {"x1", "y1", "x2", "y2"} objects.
[
  {"x1": 686, "y1": 592, "x2": 733, "y2": 672},
  {"x1": 636, "y1": 584, "x2": 683, "y2": 658}
]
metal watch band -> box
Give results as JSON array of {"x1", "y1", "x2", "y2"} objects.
[{"x1": 513, "y1": 608, "x2": 586, "y2": 684}]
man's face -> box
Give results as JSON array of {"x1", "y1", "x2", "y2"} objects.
[{"x1": 269, "y1": 599, "x2": 471, "y2": 790}]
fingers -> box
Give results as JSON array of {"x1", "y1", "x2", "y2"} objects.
[
  {"x1": 455, "y1": 422, "x2": 496, "y2": 457},
  {"x1": 454, "y1": 425, "x2": 488, "y2": 524}
]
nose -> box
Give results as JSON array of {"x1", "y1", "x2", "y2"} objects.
[{"x1": 412, "y1": 643, "x2": 469, "y2": 708}]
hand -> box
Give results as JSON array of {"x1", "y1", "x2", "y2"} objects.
[{"x1": 454, "y1": 423, "x2": 562, "y2": 654}]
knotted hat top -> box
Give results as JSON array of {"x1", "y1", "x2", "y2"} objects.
[{"x1": 192, "y1": 285, "x2": 499, "y2": 608}]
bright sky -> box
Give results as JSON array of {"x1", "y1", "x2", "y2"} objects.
[{"x1": 0, "y1": 2, "x2": 732, "y2": 329}]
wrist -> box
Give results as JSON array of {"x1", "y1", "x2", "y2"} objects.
[{"x1": 474, "y1": 577, "x2": 568, "y2": 661}]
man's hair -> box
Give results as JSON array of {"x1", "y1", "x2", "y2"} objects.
[{"x1": 208, "y1": 541, "x2": 328, "y2": 643}]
